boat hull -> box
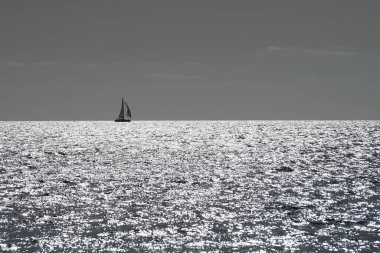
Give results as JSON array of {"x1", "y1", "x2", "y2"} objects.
[{"x1": 115, "y1": 119, "x2": 131, "y2": 122}]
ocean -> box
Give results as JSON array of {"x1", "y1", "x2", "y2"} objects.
[{"x1": 0, "y1": 121, "x2": 379, "y2": 252}]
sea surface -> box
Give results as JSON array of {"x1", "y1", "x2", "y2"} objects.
[{"x1": 0, "y1": 121, "x2": 379, "y2": 252}]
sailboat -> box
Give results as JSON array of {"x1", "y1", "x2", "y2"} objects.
[{"x1": 115, "y1": 97, "x2": 132, "y2": 122}]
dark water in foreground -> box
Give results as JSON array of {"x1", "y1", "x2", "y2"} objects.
[{"x1": 0, "y1": 121, "x2": 379, "y2": 252}]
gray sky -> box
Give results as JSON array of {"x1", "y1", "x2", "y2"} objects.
[{"x1": 0, "y1": 0, "x2": 379, "y2": 120}]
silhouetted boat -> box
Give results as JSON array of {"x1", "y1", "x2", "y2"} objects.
[{"x1": 115, "y1": 97, "x2": 131, "y2": 122}]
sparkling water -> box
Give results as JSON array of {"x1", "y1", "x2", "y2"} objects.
[{"x1": 0, "y1": 121, "x2": 379, "y2": 252}]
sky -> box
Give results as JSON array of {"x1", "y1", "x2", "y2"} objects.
[{"x1": 0, "y1": 0, "x2": 379, "y2": 120}]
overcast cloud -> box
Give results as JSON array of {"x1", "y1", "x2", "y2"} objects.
[{"x1": 0, "y1": 0, "x2": 379, "y2": 120}]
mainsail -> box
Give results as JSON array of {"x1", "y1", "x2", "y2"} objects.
[{"x1": 115, "y1": 98, "x2": 131, "y2": 122}]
